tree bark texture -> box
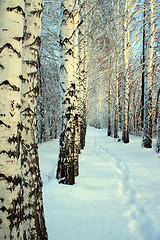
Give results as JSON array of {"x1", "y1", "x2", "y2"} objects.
[
  {"x1": 142, "y1": 0, "x2": 154, "y2": 148},
  {"x1": 0, "y1": 0, "x2": 48, "y2": 239},
  {"x1": 155, "y1": 89, "x2": 160, "y2": 153},
  {"x1": 20, "y1": 0, "x2": 48, "y2": 239},
  {"x1": 57, "y1": 0, "x2": 76, "y2": 185},
  {"x1": 78, "y1": 0, "x2": 87, "y2": 150},
  {"x1": 122, "y1": 0, "x2": 130, "y2": 143},
  {"x1": 0, "y1": 1, "x2": 24, "y2": 238}
]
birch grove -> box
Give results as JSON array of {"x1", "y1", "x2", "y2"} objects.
[
  {"x1": 0, "y1": 0, "x2": 159, "y2": 236},
  {"x1": 54, "y1": 0, "x2": 159, "y2": 186}
]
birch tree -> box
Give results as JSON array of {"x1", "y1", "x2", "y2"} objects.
[
  {"x1": 155, "y1": 89, "x2": 160, "y2": 154},
  {"x1": 122, "y1": 0, "x2": 130, "y2": 143},
  {"x1": 78, "y1": 0, "x2": 88, "y2": 149},
  {"x1": 20, "y1": 0, "x2": 48, "y2": 238},
  {"x1": 0, "y1": 1, "x2": 24, "y2": 238},
  {"x1": 142, "y1": 0, "x2": 154, "y2": 148},
  {"x1": 56, "y1": 0, "x2": 77, "y2": 185},
  {"x1": 37, "y1": 0, "x2": 60, "y2": 143},
  {"x1": 0, "y1": 0, "x2": 48, "y2": 238}
]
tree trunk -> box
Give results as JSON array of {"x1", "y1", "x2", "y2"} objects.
[
  {"x1": 141, "y1": 4, "x2": 146, "y2": 130},
  {"x1": 0, "y1": 1, "x2": 25, "y2": 238},
  {"x1": 0, "y1": 0, "x2": 48, "y2": 239},
  {"x1": 56, "y1": 0, "x2": 76, "y2": 185},
  {"x1": 142, "y1": 0, "x2": 154, "y2": 148},
  {"x1": 20, "y1": 1, "x2": 48, "y2": 239},
  {"x1": 122, "y1": 0, "x2": 130, "y2": 143},
  {"x1": 108, "y1": 55, "x2": 112, "y2": 136},
  {"x1": 155, "y1": 89, "x2": 160, "y2": 153},
  {"x1": 73, "y1": 0, "x2": 80, "y2": 177},
  {"x1": 114, "y1": 0, "x2": 119, "y2": 139},
  {"x1": 78, "y1": 0, "x2": 87, "y2": 150}
]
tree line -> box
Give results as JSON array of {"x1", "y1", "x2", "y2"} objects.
[{"x1": 53, "y1": 0, "x2": 160, "y2": 185}]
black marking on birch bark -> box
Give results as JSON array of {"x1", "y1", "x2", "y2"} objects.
[
  {"x1": 63, "y1": 9, "x2": 70, "y2": 16},
  {"x1": 30, "y1": 8, "x2": 43, "y2": 17},
  {"x1": 24, "y1": 60, "x2": 38, "y2": 69},
  {"x1": 0, "y1": 173, "x2": 22, "y2": 186},
  {"x1": 26, "y1": 37, "x2": 41, "y2": 48},
  {"x1": 0, "y1": 64, "x2": 4, "y2": 69},
  {"x1": 0, "y1": 43, "x2": 21, "y2": 58},
  {"x1": 0, "y1": 150, "x2": 19, "y2": 158},
  {"x1": 7, "y1": 6, "x2": 25, "y2": 17},
  {"x1": 16, "y1": 103, "x2": 21, "y2": 110},
  {"x1": 23, "y1": 85, "x2": 39, "y2": 97},
  {"x1": 66, "y1": 114, "x2": 70, "y2": 120},
  {"x1": 17, "y1": 122, "x2": 29, "y2": 133},
  {"x1": 60, "y1": 64, "x2": 68, "y2": 74},
  {"x1": 63, "y1": 98, "x2": 71, "y2": 104},
  {"x1": 0, "y1": 197, "x2": 4, "y2": 202},
  {"x1": 25, "y1": 1, "x2": 31, "y2": 6},
  {"x1": 27, "y1": 71, "x2": 38, "y2": 78},
  {"x1": 21, "y1": 107, "x2": 36, "y2": 117},
  {"x1": 65, "y1": 48, "x2": 74, "y2": 56},
  {"x1": 8, "y1": 134, "x2": 21, "y2": 144},
  {"x1": 19, "y1": 75, "x2": 28, "y2": 83},
  {"x1": 9, "y1": 112, "x2": 15, "y2": 117},
  {"x1": 68, "y1": 90, "x2": 75, "y2": 97},
  {"x1": 1, "y1": 195, "x2": 23, "y2": 234},
  {"x1": 60, "y1": 37, "x2": 73, "y2": 48},
  {"x1": 23, "y1": 32, "x2": 32, "y2": 41},
  {"x1": 61, "y1": 19, "x2": 67, "y2": 26},
  {"x1": 14, "y1": 37, "x2": 23, "y2": 42},
  {"x1": 0, "y1": 80, "x2": 20, "y2": 91},
  {"x1": 0, "y1": 120, "x2": 11, "y2": 128}
]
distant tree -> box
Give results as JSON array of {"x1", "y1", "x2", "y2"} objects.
[
  {"x1": 37, "y1": 0, "x2": 60, "y2": 143},
  {"x1": 142, "y1": 0, "x2": 154, "y2": 148},
  {"x1": 155, "y1": 88, "x2": 160, "y2": 153},
  {"x1": 78, "y1": 0, "x2": 88, "y2": 148},
  {"x1": 122, "y1": 0, "x2": 130, "y2": 143}
]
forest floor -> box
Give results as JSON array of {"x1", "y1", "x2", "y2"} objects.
[{"x1": 39, "y1": 126, "x2": 160, "y2": 240}]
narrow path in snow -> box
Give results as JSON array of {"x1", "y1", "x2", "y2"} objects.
[
  {"x1": 39, "y1": 126, "x2": 160, "y2": 240},
  {"x1": 91, "y1": 128, "x2": 159, "y2": 240}
]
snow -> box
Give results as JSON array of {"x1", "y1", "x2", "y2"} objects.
[{"x1": 38, "y1": 126, "x2": 160, "y2": 240}]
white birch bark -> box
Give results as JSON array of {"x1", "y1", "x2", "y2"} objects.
[
  {"x1": 108, "y1": 55, "x2": 112, "y2": 136},
  {"x1": 155, "y1": 94, "x2": 160, "y2": 154},
  {"x1": 20, "y1": 1, "x2": 48, "y2": 238},
  {"x1": 122, "y1": 0, "x2": 130, "y2": 143},
  {"x1": 56, "y1": 0, "x2": 76, "y2": 185},
  {"x1": 142, "y1": 0, "x2": 154, "y2": 148},
  {"x1": 114, "y1": 0, "x2": 120, "y2": 139},
  {"x1": 73, "y1": 0, "x2": 80, "y2": 176},
  {"x1": 79, "y1": 0, "x2": 87, "y2": 149},
  {"x1": 0, "y1": 1, "x2": 24, "y2": 238}
]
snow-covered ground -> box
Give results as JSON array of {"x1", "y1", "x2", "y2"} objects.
[{"x1": 39, "y1": 127, "x2": 160, "y2": 240}]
